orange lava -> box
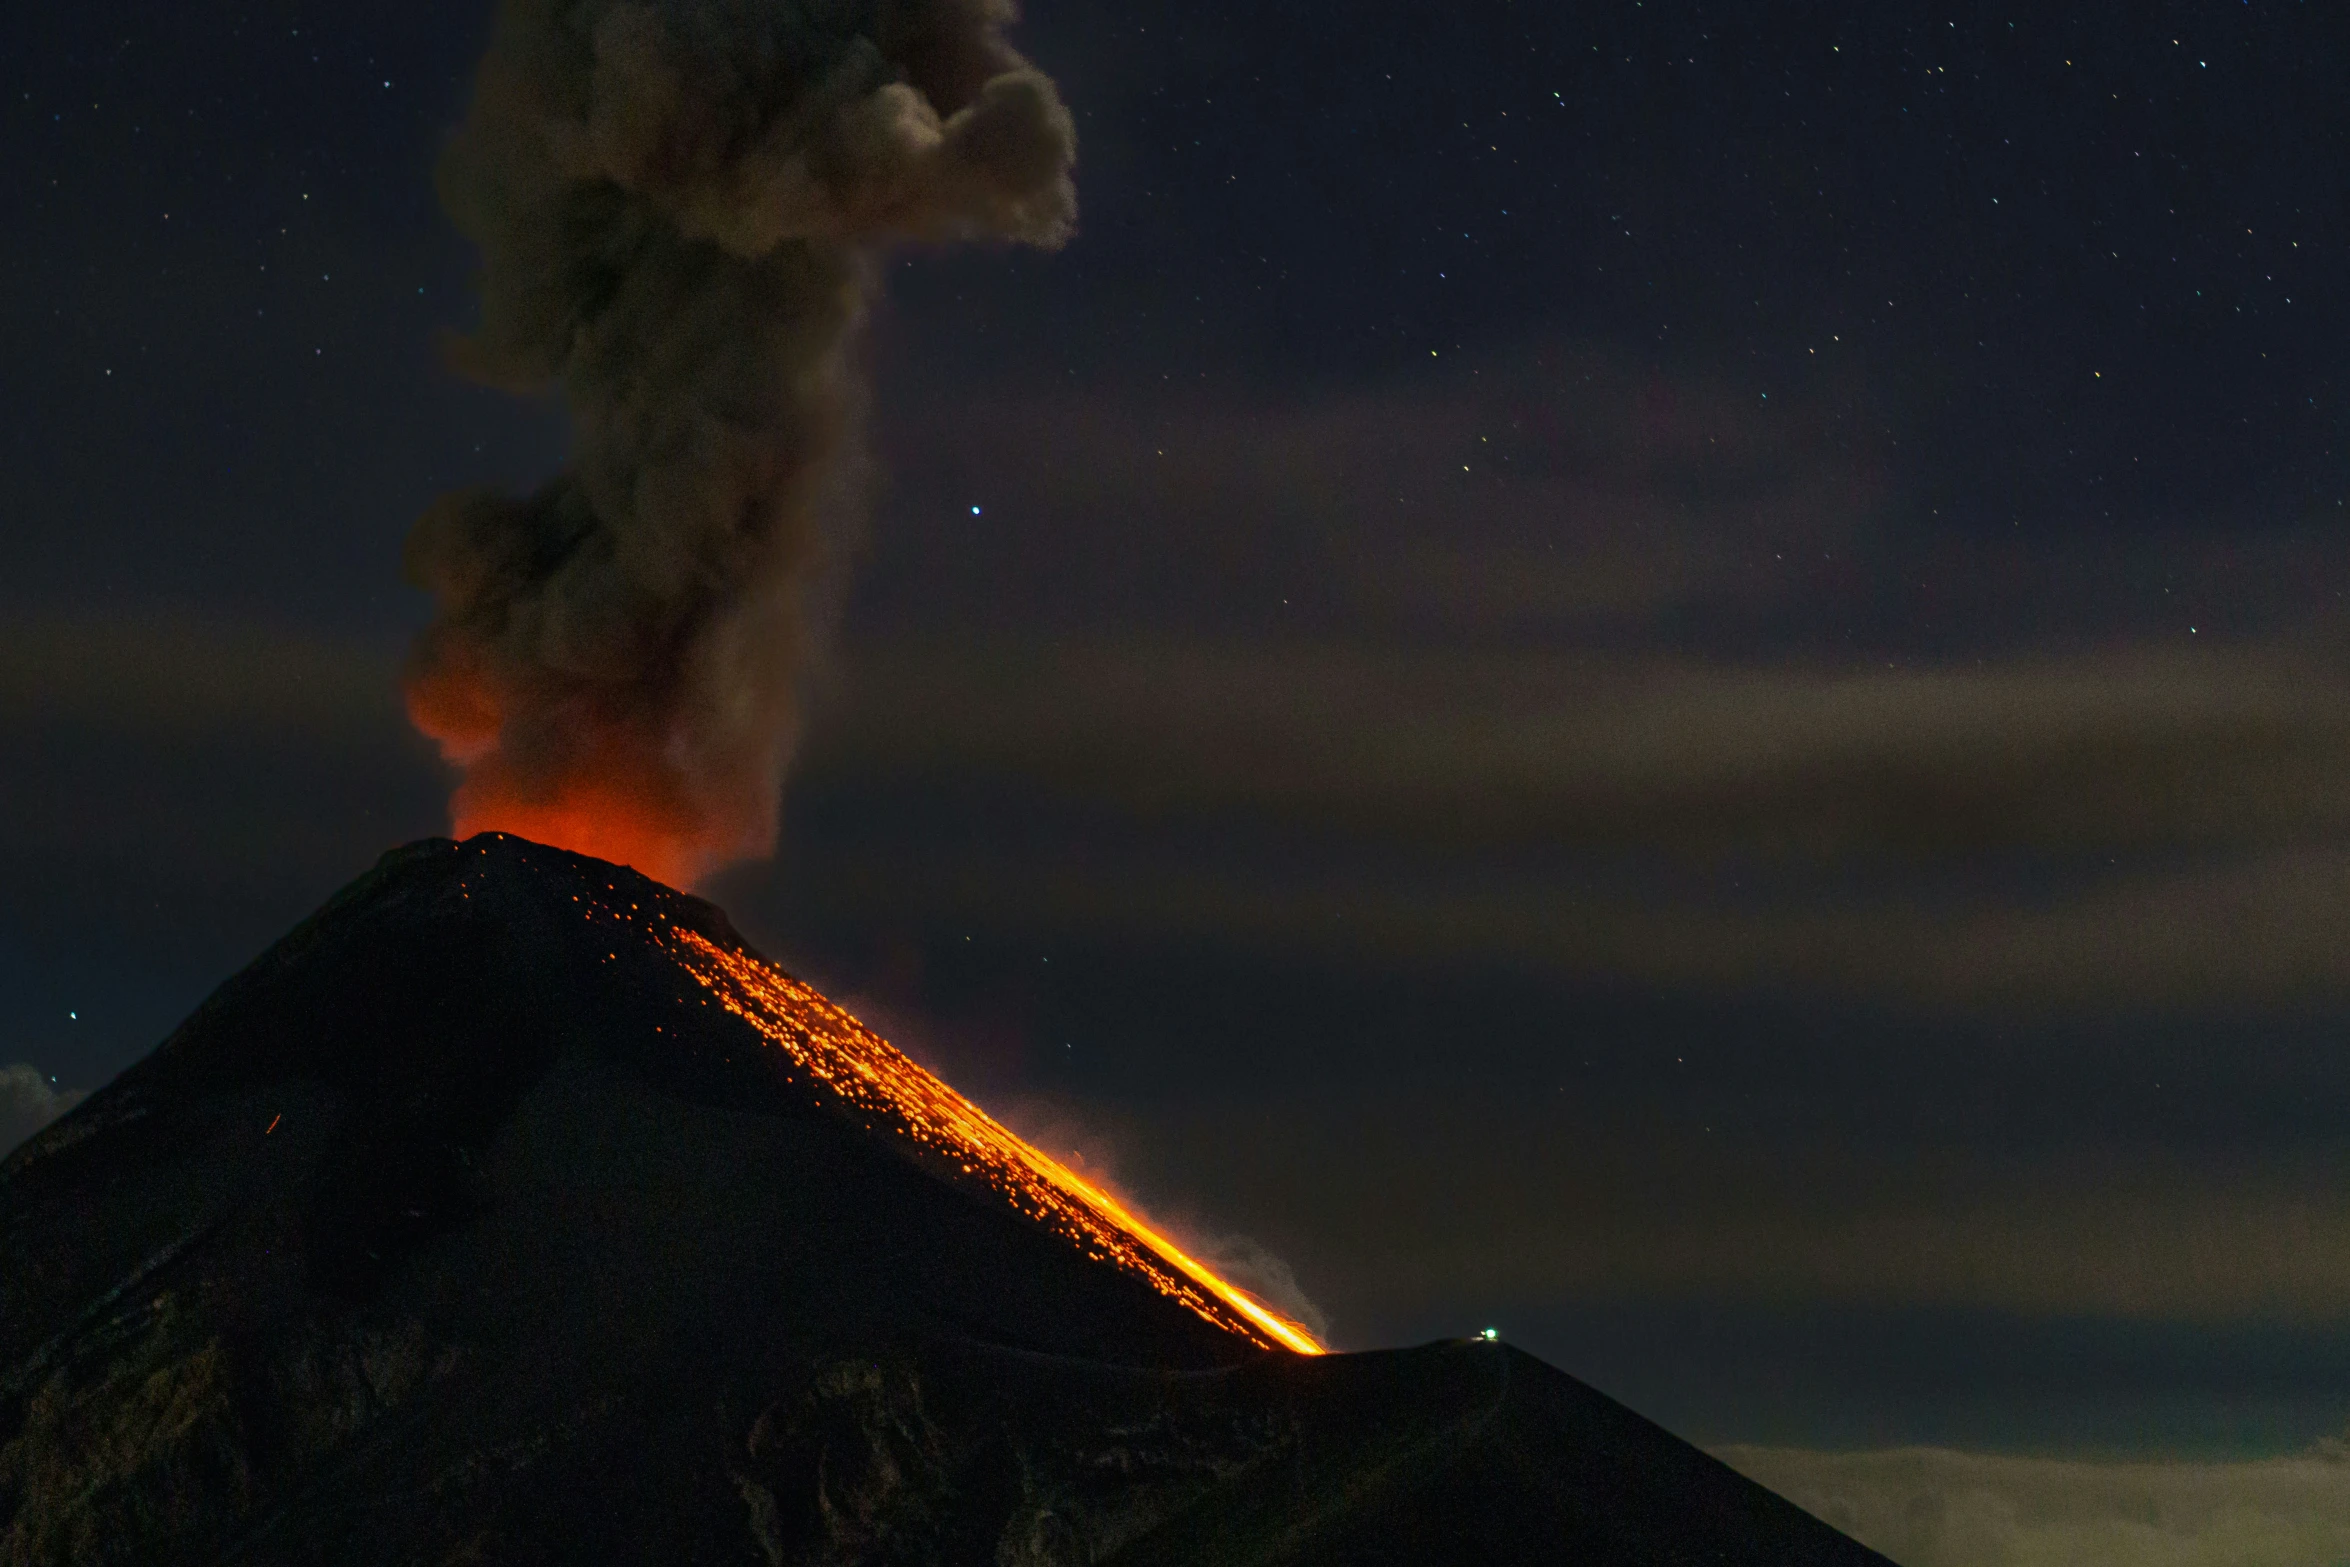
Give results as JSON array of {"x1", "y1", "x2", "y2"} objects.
[
  {"x1": 407, "y1": 665, "x2": 717, "y2": 889},
  {"x1": 450, "y1": 785, "x2": 710, "y2": 892},
  {"x1": 667, "y1": 928, "x2": 1324, "y2": 1356}
]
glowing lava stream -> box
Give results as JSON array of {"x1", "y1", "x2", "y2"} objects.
[{"x1": 668, "y1": 928, "x2": 1325, "y2": 1356}]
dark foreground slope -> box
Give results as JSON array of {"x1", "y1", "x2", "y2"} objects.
[{"x1": 0, "y1": 836, "x2": 1889, "y2": 1565}]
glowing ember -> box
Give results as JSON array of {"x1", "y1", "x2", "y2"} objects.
[
  {"x1": 407, "y1": 668, "x2": 727, "y2": 890},
  {"x1": 447, "y1": 781, "x2": 711, "y2": 894},
  {"x1": 667, "y1": 927, "x2": 1325, "y2": 1356}
]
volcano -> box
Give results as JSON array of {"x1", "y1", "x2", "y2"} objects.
[{"x1": 0, "y1": 836, "x2": 1889, "y2": 1565}]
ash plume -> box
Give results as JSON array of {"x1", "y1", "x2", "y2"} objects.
[{"x1": 405, "y1": 0, "x2": 1076, "y2": 887}]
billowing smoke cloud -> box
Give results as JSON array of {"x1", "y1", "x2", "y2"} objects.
[
  {"x1": 1, "y1": 1065, "x2": 85, "y2": 1159},
  {"x1": 405, "y1": 0, "x2": 1076, "y2": 887}
]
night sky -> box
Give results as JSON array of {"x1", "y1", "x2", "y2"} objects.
[{"x1": 11, "y1": 2, "x2": 2350, "y2": 1555}]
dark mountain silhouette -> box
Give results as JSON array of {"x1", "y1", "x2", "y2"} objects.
[{"x1": 0, "y1": 835, "x2": 1892, "y2": 1565}]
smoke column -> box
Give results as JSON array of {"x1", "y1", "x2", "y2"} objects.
[{"x1": 405, "y1": 0, "x2": 1076, "y2": 888}]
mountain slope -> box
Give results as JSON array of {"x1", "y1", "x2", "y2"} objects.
[{"x1": 0, "y1": 834, "x2": 1890, "y2": 1565}]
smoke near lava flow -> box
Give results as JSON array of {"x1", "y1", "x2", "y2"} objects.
[
  {"x1": 389, "y1": 3, "x2": 1313, "y2": 1357},
  {"x1": 668, "y1": 925, "x2": 1325, "y2": 1353},
  {"x1": 389, "y1": 6, "x2": 1316, "y2": 1357},
  {"x1": 404, "y1": 0, "x2": 1077, "y2": 887}
]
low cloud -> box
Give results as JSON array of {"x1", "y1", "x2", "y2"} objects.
[
  {"x1": 887, "y1": 345, "x2": 1891, "y2": 635},
  {"x1": 0, "y1": 612, "x2": 446, "y2": 1010},
  {"x1": 1718, "y1": 1443, "x2": 2350, "y2": 1567},
  {"x1": 1, "y1": 1065, "x2": 84, "y2": 1159},
  {"x1": 1121, "y1": 1103, "x2": 2350, "y2": 1328},
  {"x1": 815, "y1": 635, "x2": 2350, "y2": 861},
  {"x1": 878, "y1": 340, "x2": 2349, "y2": 653},
  {"x1": 0, "y1": 611, "x2": 404, "y2": 739},
  {"x1": 22, "y1": 605, "x2": 2350, "y2": 1014},
  {"x1": 792, "y1": 340, "x2": 2350, "y2": 1018},
  {"x1": 0, "y1": 610, "x2": 429, "y2": 873},
  {"x1": 787, "y1": 631, "x2": 2350, "y2": 1012}
]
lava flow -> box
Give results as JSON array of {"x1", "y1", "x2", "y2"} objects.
[{"x1": 666, "y1": 927, "x2": 1325, "y2": 1356}]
